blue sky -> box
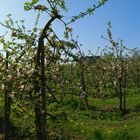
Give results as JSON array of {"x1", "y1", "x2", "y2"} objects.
[{"x1": 0, "y1": 0, "x2": 140, "y2": 54}]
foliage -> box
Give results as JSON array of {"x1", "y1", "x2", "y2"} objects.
[{"x1": 1, "y1": 0, "x2": 140, "y2": 139}]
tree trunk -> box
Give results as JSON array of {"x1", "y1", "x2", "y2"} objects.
[
  {"x1": 4, "y1": 52, "x2": 11, "y2": 140},
  {"x1": 40, "y1": 39, "x2": 47, "y2": 140},
  {"x1": 34, "y1": 14, "x2": 60, "y2": 139},
  {"x1": 34, "y1": 66, "x2": 42, "y2": 139},
  {"x1": 4, "y1": 93, "x2": 11, "y2": 140},
  {"x1": 81, "y1": 69, "x2": 89, "y2": 109},
  {"x1": 119, "y1": 79, "x2": 123, "y2": 112},
  {"x1": 123, "y1": 92, "x2": 126, "y2": 113},
  {"x1": 123, "y1": 63, "x2": 127, "y2": 114}
]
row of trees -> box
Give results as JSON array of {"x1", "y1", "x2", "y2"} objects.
[
  {"x1": 1, "y1": 0, "x2": 140, "y2": 139},
  {"x1": 61, "y1": 23, "x2": 139, "y2": 114},
  {"x1": 1, "y1": 19, "x2": 140, "y2": 139},
  {"x1": 0, "y1": 0, "x2": 109, "y2": 139}
]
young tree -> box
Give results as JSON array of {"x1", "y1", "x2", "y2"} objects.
[
  {"x1": 0, "y1": 14, "x2": 38, "y2": 139},
  {"x1": 103, "y1": 22, "x2": 132, "y2": 114}
]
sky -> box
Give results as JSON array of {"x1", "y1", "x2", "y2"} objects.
[{"x1": 0, "y1": 0, "x2": 140, "y2": 54}]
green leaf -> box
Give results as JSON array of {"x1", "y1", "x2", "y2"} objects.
[
  {"x1": 31, "y1": 0, "x2": 39, "y2": 4},
  {"x1": 0, "y1": 37, "x2": 4, "y2": 43},
  {"x1": 24, "y1": 2, "x2": 32, "y2": 10}
]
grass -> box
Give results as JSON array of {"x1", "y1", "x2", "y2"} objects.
[
  {"x1": 49, "y1": 93, "x2": 140, "y2": 140},
  {"x1": 0, "y1": 91, "x2": 140, "y2": 139}
]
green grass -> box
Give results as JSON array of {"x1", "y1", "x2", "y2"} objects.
[
  {"x1": 1, "y1": 92, "x2": 140, "y2": 139},
  {"x1": 49, "y1": 93, "x2": 140, "y2": 140}
]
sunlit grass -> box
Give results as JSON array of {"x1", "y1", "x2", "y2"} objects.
[{"x1": 1, "y1": 91, "x2": 140, "y2": 139}]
